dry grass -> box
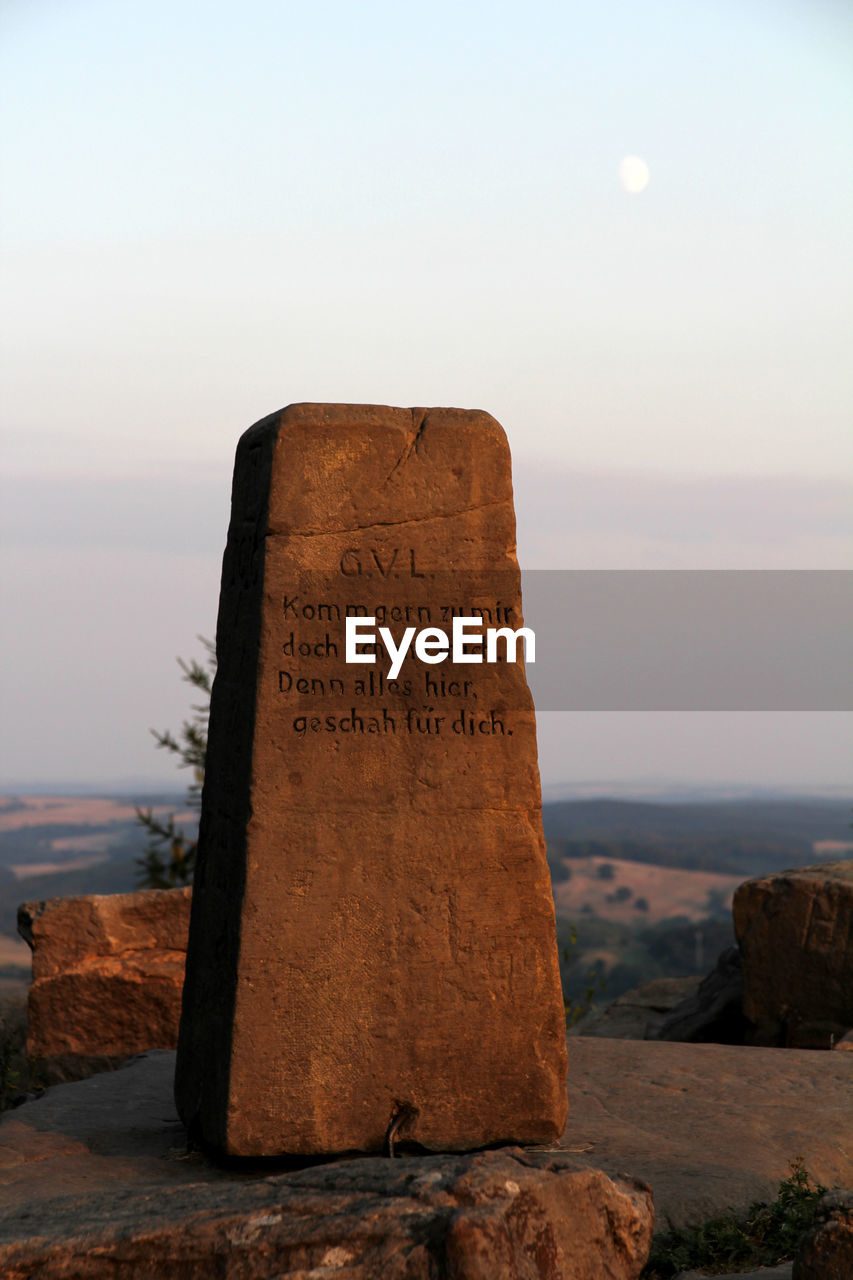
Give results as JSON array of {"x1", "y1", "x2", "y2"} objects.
[{"x1": 552, "y1": 855, "x2": 742, "y2": 925}]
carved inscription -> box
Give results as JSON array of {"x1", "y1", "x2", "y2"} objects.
[{"x1": 276, "y1": 550, "x2": 523, "y2": 740}]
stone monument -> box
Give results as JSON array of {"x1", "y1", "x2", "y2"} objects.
[{"x1": 175, "y1": 403, "x2": 567, "y2": 1156}]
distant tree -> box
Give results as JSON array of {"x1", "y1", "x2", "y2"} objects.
[
  {"x1": 704, "y1": 886, "x2": 732, "y2": 919},
  {"x1": 135, "y1": 638, "x2": 215, "y2": 889},
  {"x1": 596, "y1": 862, "x2": 615, "y2": 881},
  {"x1": 548, "y1": 857, "x2": 572, "y2": 884}
]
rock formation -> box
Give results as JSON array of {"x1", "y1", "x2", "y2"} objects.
[
  {"x1": 656, "y1": 945, "x2": 750, "y2": 1044},
  {"x1": 17, "y1": 888, "x2": 191, "y2": 1082},
  {"x1": 733, "y1": 860, "x2": 853, "y2": 1048},
  {"x1": 0, "y1": 1052, "x2": 653, "y2": 1280}
]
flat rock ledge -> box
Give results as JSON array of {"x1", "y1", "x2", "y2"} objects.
[
  {"x1": 0, "y1": 1063, "x2": 651, "y2": 1280},
  {"x1": 561, "y1": 1037, "x2": 852, "y2": 1231},
  {"x1": 2, "y1": 1038, "x2": 851, "y2": 1278}
]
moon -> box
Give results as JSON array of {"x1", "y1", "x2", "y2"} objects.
[{"x1": 619, "y1": 156, "x2": 650, "y2": 194}]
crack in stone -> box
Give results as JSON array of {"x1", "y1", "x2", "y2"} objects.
[
  {"x1": 266, "y1": 500, "x2": 510, "y2": 538},
  {"x1": 383, "y1": 408, "x2": 430, "y2": 486}
]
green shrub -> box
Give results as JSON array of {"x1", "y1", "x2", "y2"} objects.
[
  {"x1": 135, "y1": 638, "x2": 214, "y2": 888},
  {"x1": 642, "y1": 1158, "x2": 829, "y2": 1278}
]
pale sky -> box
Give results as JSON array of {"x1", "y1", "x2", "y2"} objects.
[{"x1": 1, "y1": 0, "x2": 851, "y2": 791}]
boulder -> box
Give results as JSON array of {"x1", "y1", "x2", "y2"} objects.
[
  {"x1": 794, "y1": 1189, "x2": 853, "y2": 1280},
  {"x1": 656, "y1": 946, "x2": 750, "y2": 1044},
  {"x1": 569, "y1": 976, "x2": 702, "y2": 1041},
  {"x1": 17, "y1": 888, "x2": 191, "y2": 1082},
  {"x1": 733, "y1": 861, "x2": 853, "y2": 1048}
]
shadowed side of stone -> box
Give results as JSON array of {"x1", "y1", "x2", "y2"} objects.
[
  {"x1": 573, "y1": 952, "x2": 749, "y2": 1047},
  {"x1": 733, "y1": 860, "x2": 853, "y2": 1048},
  {"x1": 175, "y1": 403, "x2": 568, "y2": 1157},
  {"x1": 173, "y1": 411, "x2": 278, "y2": 1150},
  {"x1": 656, "y1": 946, "x2": 750, "y2": 1044},
  {"x1": 17, "y1": 889, "x2": 191, "y2": 1083},
  {"x1": 0, "y1": 1148, "x2": 653, "y2": 1280},
  {"x1": 568, "y1": 976, "x2": 703, "y2": 1041}
]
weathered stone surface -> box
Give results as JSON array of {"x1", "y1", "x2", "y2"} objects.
[
  {"x1": 0, "y1": 1056, "x2": 652, "y2": 1280},
  {"x1": 794, "y1": 1189, "x2": 853, "y2": 1280},
  {"x1": 4, "y1": 1037, "x2": 850, "y2": 1255},
  {"x1": 657, "y1": 946, "x2": 750, "y2": 1044},
  {"x1": 0, "y1": 1161, "x2": 653, "y2": 1280},
  {"x1": 834, "y1": 1030, "x2": 853, "y2": 1051},
  {"x1": 733, "y1": 861, "x2": 853, "y2": 1048},
  {"x1": 17, "y1": 889, "x2": 191, "y2": 1082},
  {"x1": 176, "y1": 404, "x2": 567, "y2": 1156},
  {"x1": 559, "y1": 1038, "x2": 853, "y2": 1229}
]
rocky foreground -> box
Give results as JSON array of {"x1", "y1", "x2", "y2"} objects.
[
  {"x1": 1, "y1": 1039, "x2": 850, "y2": 1278},
  {"x1": 7, "y1": 861, "x2": 853, "y2": 1275}
]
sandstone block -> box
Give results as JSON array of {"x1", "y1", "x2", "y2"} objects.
[
  {"x1": 175, "y1": 404, "x2": 567, "y2": 1156},
  {"x1": 18, "y1": 888, "x2": 191, "y2": 1080},
  {"x1": 732, "y1": 861, "x2": 853, "y2": 1048}
]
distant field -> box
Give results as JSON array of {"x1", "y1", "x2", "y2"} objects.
[
  {"x1": 0, "y1": 796, "x2": 144, "y2": 833},
  {"x1": 814, "y1": 840, "x2": 853, "y2": 857},
  {"x1": 0, "y1": 790, "x2": 849, "y2": 1003},
  {"x1": 0, "y1": 795, "x2": 194, "y2": 870},
  {"x1": 543, "y1": 795, "x2": 853, "y2": 878},
  {"x1": 550, "y1": 855, "x2": 741, "y2": 926},
  {"x1": 9, "y1": 855, "x2": 110, "y2": 881},
  {"x1": 0, "y1": 934, "x2": 30, "y2": 969},
  {"x1": 0, "y1": 794, "x2": 195, "y2": 943},
  {"x1": 1, "y1": 789, "x2": 850, "y2": 944}
]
